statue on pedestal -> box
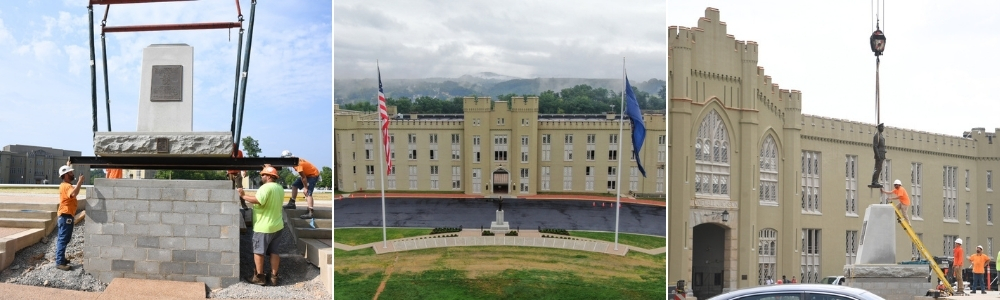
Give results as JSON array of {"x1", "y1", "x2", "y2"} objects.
[{"x1": 869, "y1": 123, "x2": 886, "y2": 188}]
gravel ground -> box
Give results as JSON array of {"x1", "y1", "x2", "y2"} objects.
[
  {"x1": 0, "y1": 222, "x2": 328, "y2": 299},
  {"x1": 0, "y1": 221, "x2": 106, "y2": 292}
]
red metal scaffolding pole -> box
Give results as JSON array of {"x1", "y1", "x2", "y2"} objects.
[{"x1": 90, "y1": 0, "x2": 193, "y2": 4}]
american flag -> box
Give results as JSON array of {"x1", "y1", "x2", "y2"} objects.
[{"x1": 377, "y1": 65, "x2": 392, "y2": 175}]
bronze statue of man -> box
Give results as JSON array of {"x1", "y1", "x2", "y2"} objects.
[
  {"x1": 498, "y1": 196, "x2": 503, "y2": 211},
  {"x1": 869, "y1": 123, "x2": 886, "y2": 188}
]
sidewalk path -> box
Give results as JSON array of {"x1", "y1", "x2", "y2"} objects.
[
  {"x1": 340, "y1": 192, "x2": 665, "y2": 207},
  {"x1": 333, "y1": 229, "x2": 665, "y2": 256}
]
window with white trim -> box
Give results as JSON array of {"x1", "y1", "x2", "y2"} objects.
[
  {"x1": 473, "y1": 135, "x2": 481, "y2": 163},
  {"x1": 521, "y1": 136, "x2": 529, "y2": 163},
  {"x1": 846, "y1": 155, "x2": 858, "y2": 215},
  {"x1": 493, "y1": 135, "x2": 508, "y2": 161},
  {"x1": 912, "y1": 233, "x2": 923, "y2": 260},
  {"x1": 657, "y1": 166, "x2": 665, "y2": 193},
  {"x1": 658, "y1": 135, "x2": 666, "y2": 162},
  {"x1": 695, "y1": 111, "x2": 730, "y2": 197},
  {"x1": 408, "y1": 166, "x2": 418, "y2": 189},
  {"x1": 989, "y1": 170, "x2": 994, "y2": 191},
  {"x1": 365, "y1": 165, "x2": 375, "y2": 189},
  {"x1": 541, "y1": 134, "x2": 551, "y2": 161},
  {"x1": 944, "y1": 235, "x2": 958, "y2": 256},
  {"x1": 564, "y1": 134, "x2": 574, "y2": 161},
  {"x1": 846, "y1": 230, "x2": 858, "y2": 265},
  {"x1": 801, "y1": 229, "x2": 821, "y2": 283},
  {"x1": 989, "y1": 204, "x2": 994, "y2": 225},
  {"x1": 541, "y1": 166, "x2": 550, "y2": 191},
  {"x1": 629, "y1": 166, "x2": 639, "y2": 192},
  {"x1": 452, "y1": 166, "x2": 461, "y2": 189},
  {"x1": 519, "y1": 168, "x2": 529, "y2": 193},
  {"x1": 387, "y1": 166, "x2": 396, "y2": 189},
  {"x1": 472, "y1": 168, "x2": 482, "y2": 193},
  {"x1": 966, "y1": 169, "x2": 970, "y2": 191},
  {"x1": 759, "y1": 136, "x2": 778, "y2": 205},
  {"x1": 563, "y1": 167, "x2": 573, "y2": 191},
  {"x1": 944, "y1": 166, "x2": 958, "y2": 221},
  {"x1": 801, "y1": 150, "x2": 820, "y2": 213},
  {"x1": 585, "y1": 166, "x2": 594, "y2": 191},
  {"x1": 911, "y1": 162, "x2": 922, "y2": 219},
  {"x1": 451, "y1": 134, "x2": 460, "y2": 160},
  {"x1": 607, "y1": 167, "x2": 617, "y2": 191},
  {"x1": 966, "y1": 202, "x2": 971, "y2": 224},
  {"x1": 758, "y1": 228, "x2": 777, "y2": 285}
]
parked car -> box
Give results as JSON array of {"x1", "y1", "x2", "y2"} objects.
[
  {"x1": 707, "y1": 284, "x2": 884, "y2": 300},
  {"x1": 820, "y1": 276, "x2": 846, "y2": 285}
]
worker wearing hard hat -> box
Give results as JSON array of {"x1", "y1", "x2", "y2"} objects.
[
  {"x1": 56, "y1": 165, "x2": 84, "y2": 271},
  {"x1": 968, "y1": 245, "x2": 991, "y2": 294},
  {"x1": 881, "y1": 179, "x2": 911, "y2": 221},
  {"x1": 954, "y1": 238, "x2": 965, "y2": 295},
  {"x1": 280, "y1": 150, "x2": 321, "y2": 219}
]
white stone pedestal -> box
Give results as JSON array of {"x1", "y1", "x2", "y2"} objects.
[
  {"x1": 855, "y1": 204, "x2": 897, "y2": 264},
  {"x1": 490, "y1": 210, "x2": 509, "y2": 234}
]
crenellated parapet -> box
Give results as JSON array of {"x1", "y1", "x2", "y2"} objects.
[
  {"x1": 801, "y1": 114, "x2": 979, "y2": 158},
  {"x1": 463, "y1": 96, "x2": 493, "y2": 113}
]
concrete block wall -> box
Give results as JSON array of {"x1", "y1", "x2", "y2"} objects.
[{"x1": 85, "y1": 179, "x2": 240, "y2": 289}]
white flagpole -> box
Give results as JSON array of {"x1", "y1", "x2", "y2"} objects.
[
  {"x1": 615, "y1": 57, "x2": 625, "y2": 251},
  {"x1": 378, "y1": 61, "x2": 388, "y2": 248}
]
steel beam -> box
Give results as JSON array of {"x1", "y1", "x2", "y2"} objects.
[{"x1": 69, "y1": 156, "x2": 299, "y2": 171}]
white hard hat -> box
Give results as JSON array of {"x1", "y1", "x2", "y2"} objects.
[
  {"x1": 893, "y1": 179, "x2": 902, "y2": 185},
  {"x1": 978, "y1": 245, "x2": 984, "y2": 250},
  {"x1": 956, "y1": 238, "x2": 963, "y2": 244},
  {"x1": 58, "y1": 165, "x2": 74, "y2": 177},
  {"x1": 281, "y1": 150, "x2": 293, "y2": 158}
]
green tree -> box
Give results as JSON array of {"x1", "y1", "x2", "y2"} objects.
[
  {"x1": 89, "y1": 169, "x2": 106, "y2": 185},
  {"x1": 387, "y1": 96, "x2": 412, "y2": 114},
  {"x1": 342, "y1": 101, "x2": 377, "y2": 112},
  {"x1": 319, "y1": 166, "x2": 332, "y2": 189},
  {"x1": 242, "y1": 136, "x2": 262, "y2": 188},
  {"x1": 278, "y1": 168, "x2": 298, "y2": 189},
  {"x1": 538, "y1": 90, "x2": 560, "y2": 113}
]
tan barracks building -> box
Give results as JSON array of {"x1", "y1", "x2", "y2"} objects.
[
  {"x1": 334, "y1": 96, "x2": 666, "y2": 197},
  {"x1": 670, "y1": 7, "x2": 1000, "y2": 298}
]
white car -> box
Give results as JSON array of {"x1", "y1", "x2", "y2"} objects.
[{"x1": 820, "y1": 276, "x2": 846, "y2": 285}]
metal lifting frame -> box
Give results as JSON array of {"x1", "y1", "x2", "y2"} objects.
[{"x1": 83, "y1": 0, "x2": 264, "y2": 170}]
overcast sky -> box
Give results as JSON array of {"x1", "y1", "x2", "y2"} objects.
[
  {"x1": 334, "y1": 0, "x2": 666, "y2": 81},
  {"x1": 0, "y1": 0, "x2": 332, "y2": 168},
  {"x1": 670, "y1": 1, "x2": 1000, "y2": 137}
]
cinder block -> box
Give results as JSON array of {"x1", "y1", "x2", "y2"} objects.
[
  {"x1": 197, "y1": 251, "x2": 222, "y2": 264},
  {"x1": 220, "y1": 277, "x2": 240, "y2": 288},
  {"x1": 159, "y1": 237, "x2": 185, "y2": 249},
  {"x1": 184, "y1": 262, "x2": 208, "y2": 275},
  {"x1": 209, "y1": 238, "x2": 234, "y2": 252},
  {"x1": 100, "y1": 247, "x2": 124, "y2": 259},
  {"x1": 209, "y1": 189, "x2": 235, "y2": 202},
  {"x1": 173, "y1": 201, "x2": 198, "y2": 214},
  {"x1": 112, "y1": 259, "x2": 135, "y2": 272},
  {"x1": 220, "y1": 202, "x2": 241, "y2": 215},
  {"x1": 149, "y1": 201, "x2": 173, "y2": 212},
  {"x1": 103, "y1": 223, "x2": 125, "y2": 235},
  {"x1": 113, "y1": 187, "x2": 137, "y2": 199},
  {"x1": 89, "y1": 234, "x2": 113, "y2": 247},
  {"x1": 135, "y1": 261, "x2": 160, "y2": 274},
  {"x1": 161, "y1": 212, "x2": 184, "y2": 225},
  {"x1": 196, "y1": 202, "x2": 222, "y2": 214},
  {"x1": 98, "y1": 271, "x2": 123, "y2": 285},
  {"x1": 149, "y1": 223, "x2": 173, "y2": 236},
  {"x1": 167, "y1": 274, "x2": 196, "y2": 282},
  {"x1": 162, "y1": 188, "x2": 185, "y2": 200},
  {"x1": 137, "y1": 236, "x2": 159, "y2": 248},
  {"x1": 124, "y1": 224, "x2": 148, "y2": 235},
  {"x1": 186, "y1": 189, "x2": 210, "y2": 201},
  {"x1": 113, "y1": 211, "x2": 136, "y2": 224},
  {"x1": 112, "y1": 235, "x2": 136, "y2": 247},
  {"x1": 221, "y1": 252, "x2": 239, "y2": 265},
  {"x1": 184, "y1": 214, "x2": 209, "y2": 225},
  {"x1": 137, "y1": 212, "x2": 160, "y2": 224},
  {"x1": 125, "y1": 200, "x2": 150, "y2": 212},
  {"x1": 123, "y1": 248, "x2": 147, "y2": 261},
  {"x1": 145, "y1": 274, "x2": 167, "y2": 280},
  {"x1": 86, "y1": 224, "x2": 101, "y2": 234},
  {"x1": 186, "y1": 237, "x2": 208, "y2": 250},
  {"x1": 209, "y1": 214, "x2": 234, "y2": 226},
  {"x1": 196, "y1": 276, "x2": 221, "y2": 289},
  {"x1": 84, "y1": 246, "x2": 100, "y2": 258},
  {"x1": 208, "y1": 264, "x2": 233, "y2": 277},
  {"x1": 88, "y1": 258, "x2": 113, "y2": 272},
  {"x1": 160, "y1": 261, "x2": 184, "y2": 274},
  {"x1": 137, "y1": 188, "x2": 161, "y2": 200},
  {"x1": 174, "y1": 250, "x2": 197, "y2": 262},
  {"x1": 195, "y1": 226, "x2": 221, "y2": 238},
  {"x1": 173, "y1": 224, "x2": 195, "y2": 236},
  {"x1": 104, "y1": 199, "x2": 126, "y2": 211},
  {"x1": 147, "y1": 249, "x2": 172, "y2": 262},
  {"x1": 220, "y1": 226, "x2": 238, "y2": 239}
]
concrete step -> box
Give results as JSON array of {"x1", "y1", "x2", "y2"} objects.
[
  {"x1": 0, "y1": 218, "x2": 49, "y2": 229},
  {"x1": 0, "y1": 203, "x2": 58, "y2": 212},
  {"x1": 296, "y1": 238, "x2": 332, "y2": 297},
  {"x1": 0, "y1": 228, "x2": 45, "y2": 271},
  {"x1": 0, "y1": 209, "x2": 56, "y2": 220},
  {"x1": 283, "y1": 207, "x2": 331, "y2": 219},
  {"x1": 294, "y1": 227, "x2": 331, "y2": 239},
  {"x1": 291, "y1": 218, "x2": 331, "y2": 229}
]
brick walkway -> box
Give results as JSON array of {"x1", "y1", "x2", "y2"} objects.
[{"x1": 338, "y1": 192, "x2": 665, "y2": 207}]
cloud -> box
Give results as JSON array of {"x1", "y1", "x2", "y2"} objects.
[
  {"x1": 64, "y1": 44, "x2": 87, "y2": 75},
  {"x1": 0, "y1": 18, "x2": 14, "y2": 45}
]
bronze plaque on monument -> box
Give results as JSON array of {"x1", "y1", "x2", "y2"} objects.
[{"x1": 150, "y1": 65, "x2": 182, "y2": 101}]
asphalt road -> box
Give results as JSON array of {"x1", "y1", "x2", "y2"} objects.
[{"x1": 334, "y1": 197, "x2": 666, "y2": 236}]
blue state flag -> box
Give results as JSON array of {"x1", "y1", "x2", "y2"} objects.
[{"x1": 624, "y1": 75, "x2": 646, "y2": 177}]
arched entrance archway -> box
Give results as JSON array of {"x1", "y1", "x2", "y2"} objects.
[
  {"x1": 692, "y1": 223, "x2": 728, "y2": 299},
  {"x1": 492, "y1": 168, "x2": 510, "y2": 194}
]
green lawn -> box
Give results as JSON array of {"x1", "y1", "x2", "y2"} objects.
[
  {"x1": 334, "y1": 227, "x2": 432, "y2": 246},
  {"x1": 335, "y1": 246, "x2": 665, "y2": 300},
  {"x1": 568, "y1": 231, "x2": 665, "y2": 249}
]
